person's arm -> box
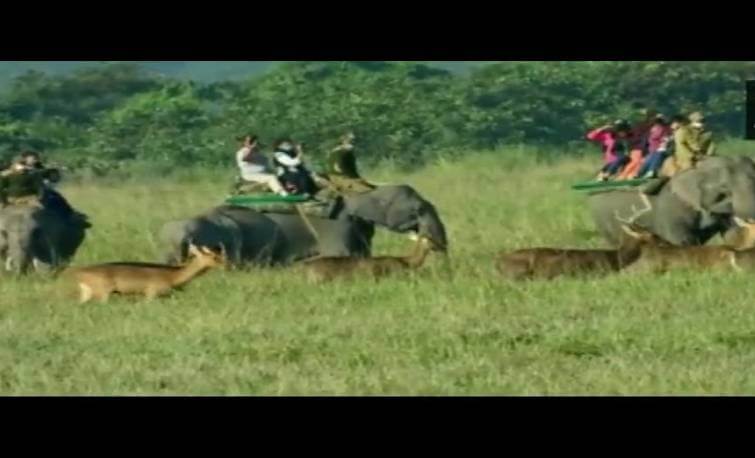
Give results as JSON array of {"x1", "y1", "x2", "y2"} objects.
[
  {"x1": 274, "y1": 152, "x2": 302, "y2": 167},
  {"x1": 236, "y1": 147, "x2": 250, "y2": 166},
  {"x1": 586, "y1": 126, "x2": 610, "y2": 142},
  {"x1": 675, "y1": 128, "x2": 697, "y2": 156},
  {"x1": 704, "y1": 133, "x2": 717, "y2": 156},
  {"x1": 649, "y1": 126, "x2": 664, "y2": 143},
  {"x1": 328, "y1": 147, "x2": 343, "y2": 174}
]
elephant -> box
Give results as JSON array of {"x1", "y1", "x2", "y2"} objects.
[
  {"x1": 588, "y1": 156, "x2": 755, "y2": 247},
  {"x1": 0, "y1": 204, "x2": 90, "y2": 274},
  {"x1": 161, "y1": 184, "x2": 447, "y2": 267}
]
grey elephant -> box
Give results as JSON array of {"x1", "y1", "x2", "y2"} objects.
[
  {"x1": 0, "y1": 204, "x2": 90, "y2": 274},
  {"x1": 588, "y1": 156, "x2": 755, "y2": 246},
  {"x1": 161, "y1": 184, "x2": 448, "y2": 267}
]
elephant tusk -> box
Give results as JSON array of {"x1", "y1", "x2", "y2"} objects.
[{"x1": 407, "y1": 232, "x2": 420, "y2": 242}]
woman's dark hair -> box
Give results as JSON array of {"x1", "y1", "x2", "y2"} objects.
[{"x1": 237, "y1": 134, "x2": 258, "y2": 143}]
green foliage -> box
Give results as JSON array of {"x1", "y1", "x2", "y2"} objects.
[{"x1": 0, "y1": 61, "x2": 752, "y2": 171}]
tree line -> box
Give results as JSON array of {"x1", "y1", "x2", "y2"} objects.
[{"x1": 0, "y1": 61, "x2": 752, "y2": 171}]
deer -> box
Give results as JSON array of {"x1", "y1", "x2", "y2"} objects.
[
  {"x1": 494, "y1": 237, "x2": 650, "y2": 281},
  {"x1": 723, "y1": 217, "x2": 755, "y2": 251},
  {"x1": 64, "y1": 244, "x2": 227, "y2": 303},
  {"x1": 495, "y1": 194, "x2": 659, "y2": 280},
  {"x1": 299, "y1": 236, "x2": 436, "y2": 283},
  {"x1": 602, "y1": 194, "x2": 751, "y2": 274},
  {"x1": 618, "y1": 223, "x2": 744, "y2": 274}
]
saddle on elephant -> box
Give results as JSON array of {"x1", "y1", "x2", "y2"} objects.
[{"x1": 321, "y1": 173, "x2": 376, "y2": 195}]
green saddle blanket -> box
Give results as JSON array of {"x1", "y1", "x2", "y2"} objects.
[
  {"x1": 571, "y1": 178, "x2": 652, "y2": 192},
  {"x1": 224, "y1": 193, "x2": 338, "y2": 219},
  {"x1": 225, "y1": 193, "x2": 311, "y2": 205}
]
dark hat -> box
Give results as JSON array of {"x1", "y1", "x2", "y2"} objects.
[{"x1": 276, "y1": 140, "x2": 296, "y2": 154}]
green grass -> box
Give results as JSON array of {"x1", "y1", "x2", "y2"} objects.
[{"x1": 3, "y1": 147, "x2": 755, "y2": 395}]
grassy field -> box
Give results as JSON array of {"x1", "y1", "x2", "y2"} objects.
[{"x1": 3, "y1": 147, "x2": 755, "y2": 395}]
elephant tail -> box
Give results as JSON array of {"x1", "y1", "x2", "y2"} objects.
[{"x1": 295, "y1": 204, "x2": 321, "y2": 245}]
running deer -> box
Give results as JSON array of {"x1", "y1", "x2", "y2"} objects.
[
  {"x1": 65, "y1": 244, "x2": 227, "y2": 303},
  {"x1": 723, "y1": 217, "x2": 755, "y2": 251},
  {"x1": 495, "y1": 237, "x2": 651, "y2": 281},
  {"x1": 619, "y1": 224, "x2": 743, "y2": 274},
  {"x1": 495, "y1": 195, "x2": 659, "y2": 280},
  {"x1": 300, "y1": 236, "x2": 436, "y2": 283}
]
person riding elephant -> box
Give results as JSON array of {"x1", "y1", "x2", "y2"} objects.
[
  {"x1": 634, "y1": 114, "x2": 673, "y2": 179},
  {"x1": 273, "y1": 140, "x2": 319, "y2": 197},
  {"x1": 670, "y1": 112, "x2": 715, "y2": 174},
  {"x1": 234, "y1": 134, "x2": 288, "y2": 196},
  {"x1": 324, "y1": 132, "x2": 376, "y2": 194},
  {"x1": 0, "y1": 155, "x2": 53, "y2": 207},
  {"x1": 588, "y1": 120, "x2": 632, "y2": 181},
  {"x1": 688, "y1": 111, "x2": 716, "y2": 158},
  {"x1": 618, "y1": 109, "x2": 657, "y2": 180}
]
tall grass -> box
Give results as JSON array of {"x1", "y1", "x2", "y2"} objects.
[{"x1": 2, "y1": 144, "x2": 755, "y2": 395}]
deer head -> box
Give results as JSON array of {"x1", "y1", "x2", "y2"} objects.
[
  {"x1": 188, "y1": 244, "x2": 227, "y2": 269},
  {"x1": 619, "y1": 223, "x2": 667, "y2": 246}
]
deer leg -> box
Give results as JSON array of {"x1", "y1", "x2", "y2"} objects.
[
  {"x1": 91, "y1": 290, "x2": 111, "y2": 303},
  {"x1": 79, "y1": 284, "x2": 94, "y2": 304},
  {"x1": 145, "y1": 286, "x2": 165, "y2": 301}
]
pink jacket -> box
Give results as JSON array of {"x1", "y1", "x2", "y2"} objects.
[
  {"x1": 647, "y1": 124, "x2": 671, "y2": 154},
  {"x1": 587, "y1": 127, "x2": 621, "y2": 164}
]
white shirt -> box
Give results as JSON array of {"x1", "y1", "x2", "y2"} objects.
[
  {"x1": 273, "y1": 151, "x2": 302, "y2": 168},
  {"x1": 236, "y1": 147, "x2": 270, "y2": 179}
]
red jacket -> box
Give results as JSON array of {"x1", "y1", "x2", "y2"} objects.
[{"x1": 587, "y1": 127, "x2": 627, "y2": 164}]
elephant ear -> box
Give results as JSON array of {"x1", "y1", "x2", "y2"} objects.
[
  {"x1": 670, "y1": 166, "x2": 731, "y2": 214},
  {"x1": 346, "y1": 186, "x2": 424, "y2": 233}
]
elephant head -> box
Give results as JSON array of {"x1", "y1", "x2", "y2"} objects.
[
  {"x1": 341, "y1": 185, "x2": 448, "y2": 252},
  {"x1": 670, "y1": 156, "x2": 755, "y2": 223}
]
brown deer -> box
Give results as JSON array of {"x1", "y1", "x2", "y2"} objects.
[
  {"x1": 300, "y1": 236, "x2": 436, "y2": 283},
  {"x1": 495, "y1": 195, "x2": 659, "y2": 280},
  {"x1": 65, "y1": 244, "x2": 227, "y2": 303},
  {"x1": 723, "y1": 217, "x2": 755, "y2": 251},
  {"x1": 495, "y1": 238, "x2": 649, "y2": 281},
  {"x1": 619, "y1": 224, "x2": 742, "y2": 274}
]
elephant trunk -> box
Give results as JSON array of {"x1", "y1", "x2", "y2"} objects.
[
  {"x1": 418, "y1": 203, "x2": 448, "y2": 253},
  {"x1": 733, "y1": 177, "x2": 755, "y2": 223}
]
